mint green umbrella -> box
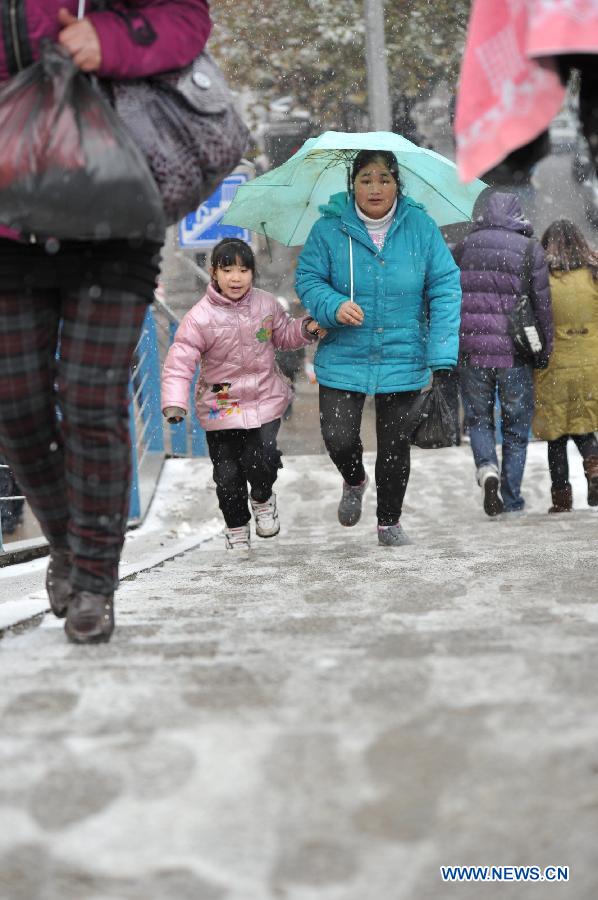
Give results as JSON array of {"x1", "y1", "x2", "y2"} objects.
[{"x1": 221, "y1": 130, "x2": 487, "y2": 246}]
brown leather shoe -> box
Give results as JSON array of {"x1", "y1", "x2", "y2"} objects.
[
  {"x1": 65, "y1": 591, "x2": 114, "y2": 644},
  {"x1": 46, "y1": 548, "x2": 73, "y2": 618},
  {"x1": 548, "y1": 483, "x2": 573, "y2": 514},
  {"x1": 583, "y1": 456, "x2": 598, "y2": 506}
]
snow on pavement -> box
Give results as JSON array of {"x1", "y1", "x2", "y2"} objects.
[{"x1": 1, "y1": 445, "x2": 598, "y2": 899}]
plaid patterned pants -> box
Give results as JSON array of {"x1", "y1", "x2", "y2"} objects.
[{"x1": 0, "y1": 240, "x2": 159, "y2": 594}]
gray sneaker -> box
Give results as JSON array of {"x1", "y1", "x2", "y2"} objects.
[
  {"x1": 377, "y1": 522, "x2": 411, "y2": 546},
  {"x1": 338, "y1": 473, "x2": 369, "y2": 526}
]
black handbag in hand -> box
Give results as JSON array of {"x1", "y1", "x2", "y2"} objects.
[
  {"x1": 93, "y1": 2, "x2": 249, "y2": 224},
  {"x1": 508, "y1": 241, "x2": 549, "y2": 369}
]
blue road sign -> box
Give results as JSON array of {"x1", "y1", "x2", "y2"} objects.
[{"x1": 178, "y1": 173, "x2": 252, "y2": 250}]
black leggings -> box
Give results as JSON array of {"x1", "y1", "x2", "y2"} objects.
[
  {"x1": 547, "y1": 433, "x2": 598, "y2": 488},
  {"x1": 319, "y1": 385, "x2": 419, "y2": 526},
  {"x1": 206, "y1": 419, "x2": 282, "y2": 527}
]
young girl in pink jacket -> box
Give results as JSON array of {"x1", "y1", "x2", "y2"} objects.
[{"x1": 162, "y1": 239, "x2": 323, "y2": 551}]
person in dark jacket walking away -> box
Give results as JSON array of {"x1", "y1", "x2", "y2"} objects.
[
  {"x1": 0, "y1": 0, "x2": 212, "y2": 643},
  {"x1": 454, "y1": 191, "x2": 553, "y2": 516}
]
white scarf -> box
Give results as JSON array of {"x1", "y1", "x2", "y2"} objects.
[{"x1": 354, "y1": 197, "x2": 397, "y2": 249}]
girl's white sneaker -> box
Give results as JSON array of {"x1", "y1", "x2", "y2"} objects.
[
  {"x1": 223, "y1": 524, "x2": 251, "y2": 551},
  {"x1": 250, "y1": 493, "x2": 280, "y2": 537}
]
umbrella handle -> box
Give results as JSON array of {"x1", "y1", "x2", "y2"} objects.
[
  {"x1": 261, "y1": 222, "x2": 273, "y2": 262},
  {"x1": 349, "y1": 236, "x2": 354, "y2": 304}
]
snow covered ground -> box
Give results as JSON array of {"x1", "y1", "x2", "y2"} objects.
[{"x1": 1, "y1": 444, "x2": 598, "y2": 899}]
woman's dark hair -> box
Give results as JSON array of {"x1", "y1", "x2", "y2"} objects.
[
  {"x1": 210, "y1": 238, "x2": 256, "y2": 273},
  {"x1": 541, "y1": 219, "x2": 598, "y2": 280},
  {"x1": 351, "y1": 150, "x2": 401, "y2": 194}
]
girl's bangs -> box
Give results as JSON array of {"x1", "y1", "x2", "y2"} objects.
[{"x1": 212, "y1": 241, "x2": 255, "y2": 270}]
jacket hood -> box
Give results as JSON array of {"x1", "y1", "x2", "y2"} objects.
[
  {"x1": 318, "y1": 191, "x2": 351, "y2": 218},
  {"x1": 474, "y1": 191, "x2": 533, "y2": 236}
]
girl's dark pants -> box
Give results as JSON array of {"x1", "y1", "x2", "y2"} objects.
[
  {"x1": 319, "y1": 385, "x2": 419, "y2": 526},
  {"x1": 206, "y1": 419, "x2": 282, "y2": 527},
  {"x1": 548, "y1": 433, "x2": 598, "y2": 488},
  {"x1": 0, "y1": 238, "x2": 160, "y2": 595}
]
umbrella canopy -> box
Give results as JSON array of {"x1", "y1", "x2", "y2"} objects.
[{"x1": 222, "y1": 130, "x2": 487, "y2": 246}]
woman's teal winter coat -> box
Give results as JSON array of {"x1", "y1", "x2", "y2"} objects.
[{"x1": 295, "y1": 193, "x2": 462, "y2": 393}]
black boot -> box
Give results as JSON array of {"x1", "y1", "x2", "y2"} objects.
[
  {"x1": 583, "y1": 456, "x2": 598, "y2": 506},
  {"x1": 548, "y1": 483, "x2": 573, "y2": 514},
  {"x1": 65, "y1": 591, "x2": 114, "y2": 644},
  {"x1": 46, "y1": 548, "x2": 73, "y2": 618}
]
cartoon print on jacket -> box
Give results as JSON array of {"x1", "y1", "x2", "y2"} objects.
[
  {"x1": 255, "y1": 316, "x2": 274, "y2": 343},
  {"x1": 207, "y1": 382, "x2": 242, "y2": 420}
]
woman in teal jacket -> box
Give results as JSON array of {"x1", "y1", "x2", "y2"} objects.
[{"x1": 295, "y1": 149, "x2": 461, "y2": 546}]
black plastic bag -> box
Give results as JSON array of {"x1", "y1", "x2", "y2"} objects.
[
  {"x1": 0, "y1": 43, "x2": 165, "y2": 241},
  {"x1": 411, "y1": 382, "x2": 457, "y2": 449}
]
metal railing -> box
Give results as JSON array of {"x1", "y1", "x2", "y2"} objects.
[
  {"x1": 152, "y1": 296, "x2": 207, "y2": 459},
  {"x1": 0, "y1": 298, "x2": 207, "y2": 556},
  {"x1": 0, "y1": 464, "x2": 26, "y2": 552}
]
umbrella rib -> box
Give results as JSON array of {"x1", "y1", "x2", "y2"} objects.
[
  {"x1": 398, "y1": 161, "x2": 473, "y2": 217},
  {"x1": 287, "y1": 162, "x2": 345, "y2": 245}
]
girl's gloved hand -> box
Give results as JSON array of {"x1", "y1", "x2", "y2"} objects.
[
  {"x1": 163, "y1": 406, "x2": 187, "y2": 424},
  {"x1": 304, "y1": 318, "x2": 327, "y2": 339}
]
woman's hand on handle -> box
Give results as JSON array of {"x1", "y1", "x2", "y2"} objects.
[
  {"x1": 336, "y1": 301, "x2": 364, "y2": 326},
  {"x1": 58, "y1": 9, "x2": 102, "y2": 72}
]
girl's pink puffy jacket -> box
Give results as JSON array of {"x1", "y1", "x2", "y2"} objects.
[{"x1": 162, "y1": 284, "x2": 315, "y2": 431}]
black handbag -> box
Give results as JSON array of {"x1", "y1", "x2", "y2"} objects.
[
  {"x1": 92, "y1": 2, "x2": 249, "y2": 224},
  {"x1": 507, "y1": 241, "x2": 549, "y2": 369}
]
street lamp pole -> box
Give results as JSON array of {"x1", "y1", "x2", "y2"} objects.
[{"x1": 363, "y1": 0, "x2": 392, "y2": 131}]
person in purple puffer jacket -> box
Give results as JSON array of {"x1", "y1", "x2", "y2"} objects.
[
  {"x1": 0, "y1": 0, "x2": 211, "y2": 643},
  {"x1": 453, "y1": 191, "x2": 553, "y2": 517}
]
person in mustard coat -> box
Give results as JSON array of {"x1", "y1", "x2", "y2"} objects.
[{"x1": 533, "y1": 220, "x2": 598, "y2": 512}]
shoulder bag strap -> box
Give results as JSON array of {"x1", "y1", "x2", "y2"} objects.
[
  {"x1": 87, "y1": 1, "x2": 156, "y2": 44},
  {"x1": 520, "y1": 239, "x2": 536, "y2": 300}
]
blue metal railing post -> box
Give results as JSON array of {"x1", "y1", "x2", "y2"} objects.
[
  {"x1": 168, "y1": 320, "x2": 189, "y2": 456},
  {"x1": 137, "y1": 309, "x2": 164, "y2": 453},
  {"x1": 128, "y1": 391, "x2": 141, "y2": 520}
]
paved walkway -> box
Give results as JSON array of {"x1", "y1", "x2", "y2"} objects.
[{"x1": 1, "y1": 445, "x2": 598, "y2": 899}]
